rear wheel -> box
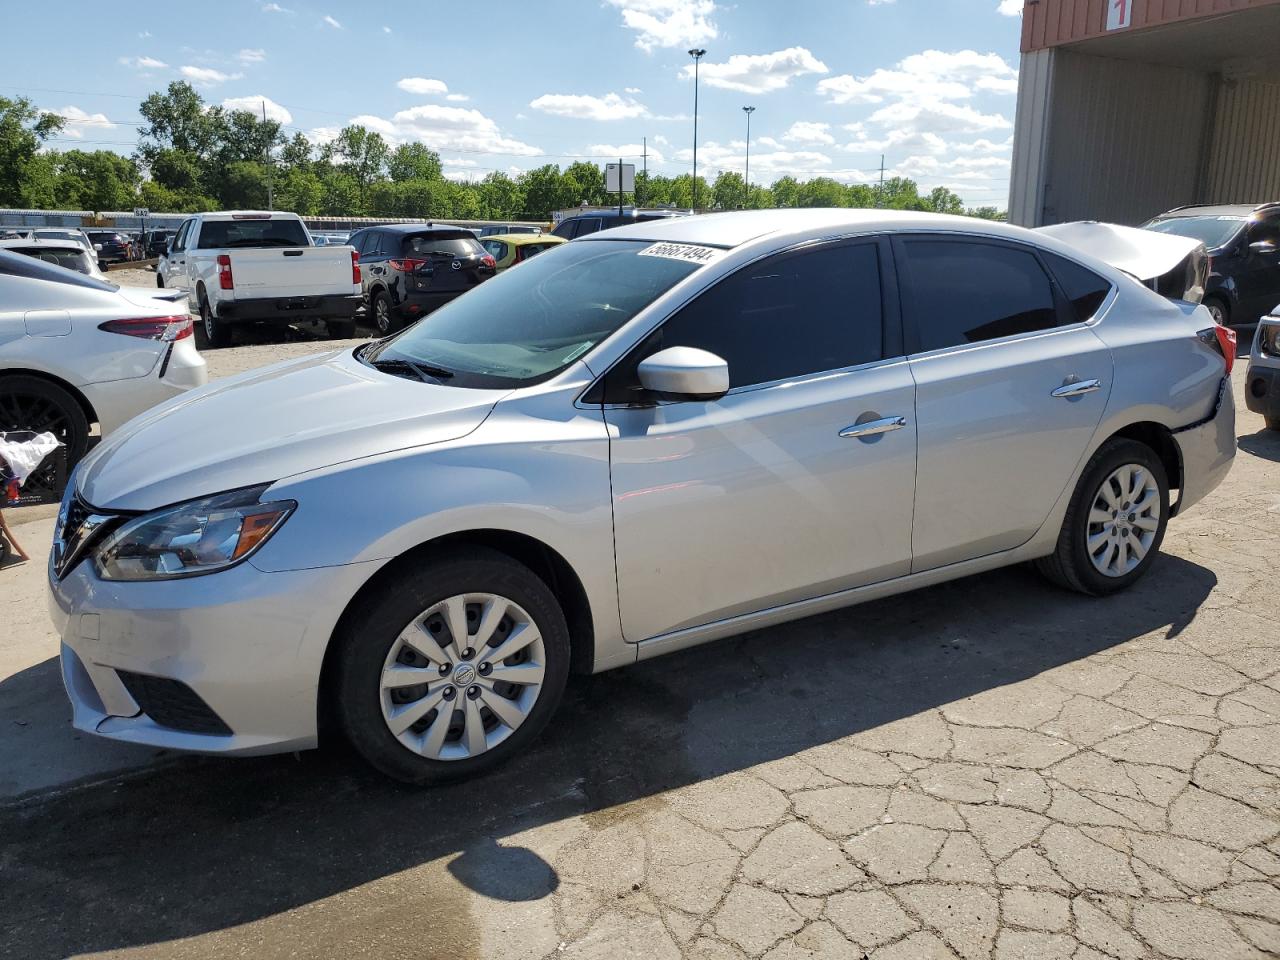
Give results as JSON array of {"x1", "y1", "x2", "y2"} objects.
[
  {"x1": 155, "y1": 274, "x2": 164, "y2": 288},
  {"x1": 371, "y1": 290, "x2": 397, "y2": 336},
  {"x1": 198, "y1": 295, "x2": 231, "y2": 349},
  {"x1": 0, "y1": 374, "x2": 90, "y2": 466},
  {"x1": 1036, "y1": 438, "x2": 1169, "y2": 595},
  {"x1": 327, "y1": 319, "x2": 357, "y2": 340},
  {"x1": 334, "y1": 547, "x2": 571, "y2": 784}
]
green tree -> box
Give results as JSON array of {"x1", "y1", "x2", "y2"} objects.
[
  {"x1": 325, "y1": 125, "x2": 390, "y2": 213},
  {"x1": 54, "y1": 150, "x2": 140, "y2": 210},
  {"x1": 564, "y1": 161, "x2": 606, "y2": 207},
  {"x1": 967, "y1": 206, "x2": 1006, "y2": 221},
  {"x1": 387, "y1": 142, "x2": 443, "y2": 183},
  {"x1": 795, "y1": 176, "x2": 848, "y2": 208},
  {"x1": 0, "y1": 96, "x2": 64, "y2": 206},
  {"x1": 877, "y1": 176, "x2": 921, "y2": 210},
  {"x1": 477, "y1": 172, "x2": 524, "y2": 219},
  {"x1": 922, "y1": 186, "x2": 965, "y2": 215},
  {"x1": 770, "y1": 176, "x2": 800, "y2": 208},
  {"x1": 518, "y1": 164, "x2": 573, "y2": 218},
  {"x1": 275, "y1": 166, "x2": 323, "y2": 215},
  {"x1": 712, "y1": 171, "x2": 747, "y2": 210}
]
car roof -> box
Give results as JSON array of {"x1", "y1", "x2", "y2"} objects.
[
  {"x1": 195, "y1": 210, "x2": 302, "y2": 220},
  {"x1": 371, "y1": 223, "x2": 477, "y2": 234},
  {"x1": 1153, "y1": 203, "x2": 1279, "y2": 219},
  {"x1": 581, "y1": 208, "x2": 1034, "y2": 249},
  {"x1": 0, "y1": 238, "x2": 87, "y2": 250},
  {"x1": 484, "y1": 233, "x2": 565, "y2": 245}
]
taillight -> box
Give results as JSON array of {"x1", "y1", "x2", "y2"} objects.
[
  {"x1": 388, "y1": 258, "x2": 428, "y2": 272},
  {"x1": 481, "y1": 254, "x2": 496, "y2": 270},
  {"x1": 217, "y1": 254, "x2": 233, "y2": 290},
  {"x1": 351, "y1": 249, "x2": 361, "y2": 284},
  {"x1": 99, "y1": 316, "x2": 193, "y2": 341},
  {"x1": 1199, "y1": 324, "x2": 1237, "y2": 375}
]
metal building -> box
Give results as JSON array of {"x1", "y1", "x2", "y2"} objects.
[{"x1": 1008, "y1": 0, "x2": 1280, "y2": 227}]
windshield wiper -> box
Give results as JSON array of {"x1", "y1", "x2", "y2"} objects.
[{"x1": 367, "y1": 357, "x2": 453, "y2": 383}]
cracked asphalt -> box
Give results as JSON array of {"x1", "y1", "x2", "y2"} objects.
[{"x1": 1, "y1": 336, "x2": 1278, "y2": 959}]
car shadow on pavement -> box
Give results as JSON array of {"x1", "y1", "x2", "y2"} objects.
[
  {"x1": 1238, "y1": 426, "x2": 1280, "y2": 462},
  {"x1": 0, "y1": 554, "x2": 1216, "y2": 958}
]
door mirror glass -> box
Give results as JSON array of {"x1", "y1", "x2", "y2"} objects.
[
  {"x1": 638, "y1": 346, "x2": 730, "y2": 400},
  {"x1": 1249, "y1": 240, "x2": 1277, "y2": 256}
]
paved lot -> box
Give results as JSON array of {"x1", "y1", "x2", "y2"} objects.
[{"x1": 1, "y1": 336, "x2": 1278, "y2": 959}]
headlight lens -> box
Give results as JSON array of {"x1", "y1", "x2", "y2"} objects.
[
  {"x1": 1261, "y1": 321, "x2": 1280, "y2": 358},
  {"x1": 93, "y1": 485, "x2": 295, "y2": 581}
]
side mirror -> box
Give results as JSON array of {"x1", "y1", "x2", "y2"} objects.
[
  {"x1": 93, "y1": 243, "x2": 103, "y2": 251},
  {"x1": 1249, "y1": 240, "x2": 1277, "y2": 256},
  {"x1": 638, "y1": 346, "x2": 730, "y2": 401}
]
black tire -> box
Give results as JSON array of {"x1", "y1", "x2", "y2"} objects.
[
  {"x1": 1036, "y1": 438, "x2": 1169, "y2": 596},
  {"x1": 0, "y1": 374, "x2": 90, "y2": 466},
  {"x1": 1203, "y1": 295, "x2": 1229, "y2": 327},
  {"x1": 198, "y1": 294, "x2": 231, "y2": 349},
  {"x1": 371, "y1": 289, "x2": 398, "y2": 335},
  {"x1": 327, "y1": 319, "x2": 357, "y2": 340},
  {"x1": 1266, "y1": 416, "x2": 1280, "y2": 432},
  {"x1": 334, "y1": 547, "x2": 571, "y2": 785},
  {"x1": 155, "y1": 274, "x2": 164, "y2": 288}
]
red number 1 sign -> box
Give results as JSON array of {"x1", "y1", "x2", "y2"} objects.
[{"x1": 1107, "y1": 0, "x2": 1132, "y2": 30}]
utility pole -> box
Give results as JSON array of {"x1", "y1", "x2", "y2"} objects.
[
  {"x1": 688, "y1": 48, "x2": 706, "y2": 212},
  {"x1": 742, "y1": 105, "x2": 755, "y2": 209},
  {"x1": 642, "y1": 136, "x2": 647, "y2": 207},
  {"x1": 877, "y1": 154, "x2": 886, "y2": 208},
  {"x1": 263, "y1": 100, "x2": 274, "y2": 210}
]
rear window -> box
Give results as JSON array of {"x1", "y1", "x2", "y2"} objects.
[
  {"x1": 402, "y1": 233, "x2": 485, "y2": 257},
  {"x1": 1145, "y1": 216, "x2": 1245, "y2": 250},
  {"x1": 0, "y1": 249, "x2": 115, "y2": 290},
  {"x1": 10, "y1": 246, "x2": 94, "y2": 275},
  {"x1": 196, "y1": 218, "x2": 310, "y2": 248}
]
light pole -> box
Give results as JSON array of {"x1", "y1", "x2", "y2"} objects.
[
  {"x1": 742, "y1": 105, "x2": 755, "y2": 209},
  {"x1": 688, "y1": 47, "x2": 706, "y2": 211}
]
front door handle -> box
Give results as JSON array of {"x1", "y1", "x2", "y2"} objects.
[
  {"x1": 840, "y1": 415, "x2": 907, "y2": 439},
  {"x1": 1051, "y1": 378, "x2": 1102, "y2": 399}
]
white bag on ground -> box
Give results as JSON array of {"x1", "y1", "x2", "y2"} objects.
[{"x1": 0, "y1": 432, "x2": 60, "y2": 486}]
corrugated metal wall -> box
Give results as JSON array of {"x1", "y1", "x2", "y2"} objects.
[
  {"x1": 1022, "y1": 0, "x2": 1276, "y2": 52},
  {"x1": 1203, "y1": 79, "x2": 1280, "y2": 201},
  {"x1": 1008, "y1": 50, "x2": 1055, "y2": 226},
  {"x1": 1037, "y1": 50, "x2": 1213, "y2": 224}
]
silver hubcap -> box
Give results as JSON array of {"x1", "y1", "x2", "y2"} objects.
[
  {"x1": 1087, "y1": 464, "x2": 1160, "y2": 578},
  {"x1": 375, "y1": 299, "x2": 389, "y2": 331},
  {"x1": 380, "y1": 593, "x2": 545, "y2": 761},
  {"x1": 203, "y1": 306, "x2": 214, "y2": 338}
]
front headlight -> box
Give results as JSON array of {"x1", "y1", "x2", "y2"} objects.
[
  {"x1": 93, "y1": 485, "x2": 296, "y2": 581},
  {"x1": 1260, "y1": 321, "x2": 1280, "y2": 358}
]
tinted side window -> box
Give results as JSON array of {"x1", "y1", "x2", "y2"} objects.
[
  {"x1": 573, "y1": 219, "x2": 602, "y2": 239},
  {"x1": 901, "y1": 240, "x2": 1058, "y2": 352},
  {"x1": 649, "y1": 242, "x2": 884, "y2": 391},
  {"x1": 347, "y1": 230, "x2": 366, "y2": 255},
  {"x1": 551, "y1": 221, "x2": 574, "y2": 239},
  {"x1": 1041, "y1": 251, "x2": 1112, "y2": 322}
]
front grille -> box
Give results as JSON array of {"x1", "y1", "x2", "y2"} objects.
[
  {"x1": 53, "y1": 495, "x2": 120, "y2": 579},
  {"x1": 117, "y1": 671, "x2": 233, "y2": 736}
]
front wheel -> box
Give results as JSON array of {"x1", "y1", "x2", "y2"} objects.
[
  {"x1": 1036, "y1": 438, "x2": 1169, "y2": 595},
  {"x1": 1266, "y1": 416, "x2": 1280, "y2": 432},
  {"x1": 1204, "y1": 296, "x2": 1229, "y2": 327},
  {"x1": 334, "y1": 548, "x2": 571, "y2": 784},
  {"x1": 327, "y1": 319, "x2": 357, "y2": 340}
]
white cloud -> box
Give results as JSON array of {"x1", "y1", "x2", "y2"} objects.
[
  {"x1": 782, "y1": 121, "x2": 834, "y2": 145},
  {"x1": 237, "y1": 48, "x2": 266, "y2": 64},
  {"x1": 119, "y1": 55, "x2": 168, "y2": 71},
  {"x1": 685, "y1": 47, "x2": 828, "y2": 95},
  {"x1": 653, "y1": 134, "x2": 670, "y2": 147},
  {"x1": 997, "y1": 0, "x2": 1022, "y2": 14},
  {"x1": 382, "y1": 25, "x2": 391, "y2": 33},
  {"x1": 587, "y1": 142, "x2": 665, "y2": 165},
  {"x1": 605, "y1": 0, "x2": 717, "y2": 52},
  {"x1": 818, "y1": 49, "x2": 1017, "y2": 105},
  {"x1": 50, "y1": 106, "x2": 114, "y2": 139},
  {"x1": 868, "y1": 0, "x2": 896, "y2": 4},
  {"x1": 446, "y1": 93, "x2": 470, "y2": 102},
  {"x1": 221, "y1": 95, "x2": 293, "y2": 124},
  {"x1": 321, "y1": 14, "x2": 342, "y2": 28},
  {"x1": 845, "y1": 128, "x2": 949, "y2": 156},
  {"x1": 308, "y1": 126, "x2": 340, "y2": 145},
  {"x1": 261, "y1": 2, "x2": 292, "y2": 11},
  {"x1": 625, "y1": 87, "x2": 643, "y2": 94},
  {"x1": 138, "y1": 30, "x2": 152, "y2": 38},
  {"x1": 529, "y1": 92, "x2": 649, "y2": 121},
  {"x1": 397, "y1": 77, "x2": 449, "y2": 96},
  {"x1": 951, "y1": 136, "x2": 1014, "y2": 154},
  {"x1": 180, "y1": 65, "x2": 241, "y2": 86},
  {"x1": 349, "y1": 104, "x2": 540, "y2": 156},
  {"x1": 868, "y1": 99, "x2": 1012, "y2": 135},
  {"x1": 673, "y1": 140, "x2": 868, "y2": 183}
]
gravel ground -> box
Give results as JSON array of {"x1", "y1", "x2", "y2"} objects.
[{"x1": 1, "y1": 342, "x2": 1279, "y2": 960}]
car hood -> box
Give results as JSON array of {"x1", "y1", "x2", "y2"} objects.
[{"x1": 78, "y1": 348, "x2": 507, "y2": 511}]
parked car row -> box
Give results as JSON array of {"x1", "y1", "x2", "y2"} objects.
[{"x1": 43, "y1": 209, "x2": 1237, "y2": 786}]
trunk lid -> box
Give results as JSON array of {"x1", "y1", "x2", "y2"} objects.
[{"x1": 224, "y1": 245, "x2": 358, "y2": 299}]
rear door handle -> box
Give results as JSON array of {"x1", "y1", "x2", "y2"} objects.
[
  {"x1": 840, "y1": 416, "x2": 907, "y2": 439},
  {"x1": 1051, "y1": 378, "x2": 1102, "y2": 398}
]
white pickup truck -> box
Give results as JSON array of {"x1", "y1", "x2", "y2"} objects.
[{"x1": 156, "y1": 211, "x2": 362, "y2": 347}]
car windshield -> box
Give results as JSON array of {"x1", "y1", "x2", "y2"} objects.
[
  {"x1": 1145, "y1": 216, "x2": 1246, "y2": 249},
  {"x1": 365, "y1": 239, "x2": 708, "y2": 388},
  {"x1": 196, "y1": 218, "x2": 310, "y2": 248}
]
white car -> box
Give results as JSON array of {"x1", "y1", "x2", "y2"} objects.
[
  {"x1": 50, "y1": 210, "x2": 1234, "y2": 785},
  {"x1": 33, "y1": 228, "x2": 94, "y2": 250},
  {"x1": 157, "y1": 211, "x2": 361, "y2": 347},
  {"x1": 0, "y1": 249, "x2": 206, "y2": 465}
]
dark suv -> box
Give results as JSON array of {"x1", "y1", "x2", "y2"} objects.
[
  {"x1": 85, "y1": 230, "x2": 133, "y2": 268},
  {"x1": 551, "y1": 208, "x2": 688, "y2": 240},
  {"x1": 1144, "y1": 202, "x2": 1280, "y2": 326},
  {"x1": 348, "y1": 224, "x2": 496, "y2": 334}
]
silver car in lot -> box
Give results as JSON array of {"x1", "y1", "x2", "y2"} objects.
[{"x1": 48, "y1": 210, "x2": 1236, "y2": 783}]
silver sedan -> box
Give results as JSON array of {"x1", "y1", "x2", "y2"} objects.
[{"x1": 48, "y1": 210, "x2": 1236, "y2": 783}]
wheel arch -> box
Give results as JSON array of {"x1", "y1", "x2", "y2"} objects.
[
  {"x1": 318, "y1": 528, "x2": 597, "y2": 736},
  {"x1": 1101, "y1": 420, "x2": 1183, "y2": 501},
  {"x1": 0, "y1": 366, "x2": 98, "y2": 427}
]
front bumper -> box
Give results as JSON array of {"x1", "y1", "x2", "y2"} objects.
[
  {"x1": 216, "y1": 293, "x2": 362, "y2": 324},
  {"x1": 1245, "y1": 362, "x2": 1280, "y2": 420},
  {"x1": 1173, "y1": 377, "x2": 1236, "y2": 516},
  {"x1": 50, "y1": 544, "x2": 380, "y2": 756}
]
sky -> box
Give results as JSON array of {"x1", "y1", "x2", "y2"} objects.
[{"x1": 1, "y1": 0, "x2": 1027, "y2": 207}]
